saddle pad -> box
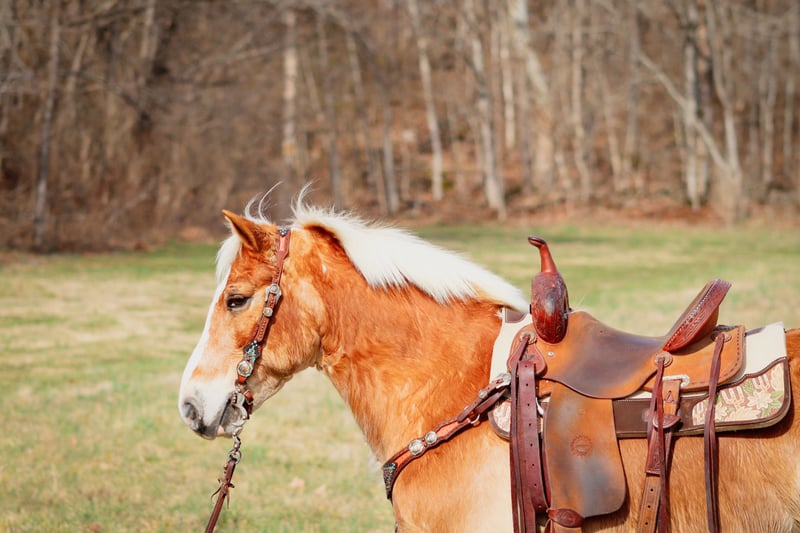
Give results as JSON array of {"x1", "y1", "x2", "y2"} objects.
[
  {"x1": 544, "y1": 384, "x2": 626, "y2": 521},
  {"x1": 491, "y1": 308, "x2": 528, "y2": 380},
  {"x1": 615, "y1": 323, "x2": 790, "y2": 437}
]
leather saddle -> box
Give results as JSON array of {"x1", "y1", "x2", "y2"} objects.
[{"x1": 501, "y1": 237, "x2": 788, "y2": 533}]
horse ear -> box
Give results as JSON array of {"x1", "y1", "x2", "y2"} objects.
[{"x1": 222, "y1": 210, "x2": 267, "y2": 252}]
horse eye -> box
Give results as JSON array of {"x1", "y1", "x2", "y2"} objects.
[{"x1": 226, "y1": 295, "x2": 250, "y2": 310}]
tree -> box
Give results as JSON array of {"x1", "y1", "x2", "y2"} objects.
[{"x1": 406, "y1": 0, "x2": 444, "y2": 202}]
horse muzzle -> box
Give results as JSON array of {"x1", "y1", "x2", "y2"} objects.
[{"x1": 180, "y1": 391, "x2": 245, "y2": 440}]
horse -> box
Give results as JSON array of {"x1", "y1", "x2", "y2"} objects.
[{"x1": 178, "y1": 199, "x2": 800, "y2": 532}]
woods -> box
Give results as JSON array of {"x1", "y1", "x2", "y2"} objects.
[{"x1": 1, "y1": 0, "x2": 799, "y2": 250}]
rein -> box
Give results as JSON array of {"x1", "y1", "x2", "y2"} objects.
[{"x1": 204, "y1": 227, "x2": 291, "y2": 533}]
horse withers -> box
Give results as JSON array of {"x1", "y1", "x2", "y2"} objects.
[{"x1": 178, "y1": 200, "x2": 800, "y2": 532}]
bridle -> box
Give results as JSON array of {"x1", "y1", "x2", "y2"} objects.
[{"x1": 204, "y1": 227, "x2": 292, "y2": 533}]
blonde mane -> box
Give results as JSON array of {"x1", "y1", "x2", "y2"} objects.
[{"x1": 216, "y1": 197, "x2": 528, "y2": 312}]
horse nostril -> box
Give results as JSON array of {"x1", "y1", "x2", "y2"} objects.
[{"x1": 182, "y1": 399, "x2": 202, "y2": 430}]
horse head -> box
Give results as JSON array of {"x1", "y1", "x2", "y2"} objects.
[{"x1": 178, "y1": 210, "x2": 324, "y2": 439}]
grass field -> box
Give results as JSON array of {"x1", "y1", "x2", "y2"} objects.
[{"x1": 1, "y1": 220, "x2": 798, "y2": 532}]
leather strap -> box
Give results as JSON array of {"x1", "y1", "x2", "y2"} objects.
[
  {"x1": 509, "y1": 335, "x2": 548, "y2": 533},
  {"x1": 637, "y1": 358, "x2": 681, "y2": 533},
  {"x1": 236, "y1": 228, "x2": 292, "y2": 391},
  {"x1": 382, "y1": 375, "x2": 510, "y2": 499},
  {"x1": 704, "y1": 334, "x2": 726, "y2": 533},
  {"x1": 205, "y1": 457, "x2": 238, "y2": 533}
]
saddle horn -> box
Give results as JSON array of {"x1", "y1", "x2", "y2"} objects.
[{"x1": 528, "y1": 236, "x2": 569, "y2": 343}]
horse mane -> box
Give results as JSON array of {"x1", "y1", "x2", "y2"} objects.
[{"x1": 216, "y1": 194, "x2": 528, "y2": 313}]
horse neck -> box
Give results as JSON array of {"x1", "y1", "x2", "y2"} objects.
[{"x1": 315, "y1": 264, "x2": 502, "y2": 461}]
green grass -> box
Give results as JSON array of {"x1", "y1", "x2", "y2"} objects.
[{"x1": 0, "y1": 222, "x2": 798, "y2": 532}]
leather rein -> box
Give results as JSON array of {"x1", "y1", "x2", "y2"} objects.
[{"x1": 204, "y1": 227, "x2": 291, "y2": 533}]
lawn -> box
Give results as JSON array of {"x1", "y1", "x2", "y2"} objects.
[{"x1": 0, "y1": 220, "x2": 798, "y2": 532}]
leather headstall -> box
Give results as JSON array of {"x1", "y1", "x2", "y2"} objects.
[
  {"x1": 204, "y1": 226, "x2": 291, "y2": 533},
  {"x1": 233, "y1": 226, "x2": 292, "y2": 416}
]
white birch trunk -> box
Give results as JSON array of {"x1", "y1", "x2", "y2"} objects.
[
  {"x1": 684, "y1": 0, "x2": 701, "y2": 210},
  {"x1": 406, "y1": 0, "x2": 444, "y2": 201},
  {"x1": 282, "y1": 10, "x2": 299, "y2": 182},
  {"x1": 465, "y1": 0, "x2": 505, "y2": 218}
]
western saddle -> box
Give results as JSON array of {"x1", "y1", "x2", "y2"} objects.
[
  {"x1": 381, "y1": 237, "x2": 790, "y2": 533},
  {"x1": 501, "y1": 237, "x2": 787, "y2": 533}
]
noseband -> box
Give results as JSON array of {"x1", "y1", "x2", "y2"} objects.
[{"x1": 205, "y1": 226, "x2": 291, "y2": 533}]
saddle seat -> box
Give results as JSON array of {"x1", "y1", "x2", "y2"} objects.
[{"x1": 524, "y1": 278, "x2": 741, "y2": 400}]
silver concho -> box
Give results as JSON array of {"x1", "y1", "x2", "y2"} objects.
[
  {"x1": 424, "y1": 431, "x2": 438, "y2": 445},
  {"x1": 408, "y1": 439, "x2": 425, "y2": 456},
  {"x1": 237, "y1": 359, "x2": 254, "y2": 378}
]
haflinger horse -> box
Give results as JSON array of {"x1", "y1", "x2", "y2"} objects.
[{"x1": 179, "y1": 198, "x2": 800, "y2": 532}]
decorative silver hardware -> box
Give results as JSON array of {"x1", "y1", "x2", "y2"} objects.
[
  {"x1": 237, "y1": 359, "x2": 254, "y2": 378},
  {"x1": 408, "y1": 439, "x2": 425, "y2": 456},
  {"x1": 478, "y1": 388, "x2": 488, "y2": 399},
  {"x1": 424, "y1": 431, "x2": 438, "y2": 445},
  {"x1": 663, "y1": 374, "x2": 690, "y2": 388},
  {"x1": 654, "y1": 351, "x2": 673, "y2": 366},
  {"x1": 267, "y1": 283, "x2": 282, "y2": 298}
]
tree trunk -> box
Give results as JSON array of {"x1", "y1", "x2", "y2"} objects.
[
  {"x1": 345, "y1": 31, "x2": 381, "y2": 211},
  {"x1": 465, "y1": 0, "x2": 505, "y2": 218},
  {"x1": 406, "y1": 0, "x2": 444, "y2": 201},
  {"x1": 498, "y1": 5, "x2": 515, "y2": 152},
  {"x1": 684, "y1": 0, "x2": 701, "y2": 210},
  {"x1": 506, "y1": 0, "x2": 533, "y2": 193},
  {"x1": 759, "y1": 29, "x2": 778, "y2": 198},
  {"x1": 282, "y1": 10, "x2": 299, "y2": 186},
  {"x1": 706, "y1": 2, "x2": 744, "y2": 220},
  {"x1": 316, "y1": 14, "x2": 344, "y2": 208},
  {"x1": 621, "y1": 0, "x2": 641, "y2": 194},
  {"x1": 508, "y1": 0, "x2": 555, "y2": 191},
  {"x1": 571, "y1": 0, "x2": 591, "y2": 203},
  {"x1": 33, "y1": 2, "x2": 61, "y2": 251},
  {"x1": 782, "y1": 5, "x2": 799, "y2": 190},
  {"x1": 379, "y1": 83, "x2": 400, "y2": 214}
]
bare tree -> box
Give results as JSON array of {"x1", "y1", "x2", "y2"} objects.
[
  {"x1": 464, "y1": 0, "x2": 505, "y2": 218},
  {"x1": 759, "y1": 19, "x2": 778, "y2": 197},
  {"x1": 345, "y1": 31, "x2": 382, "y2": 211},
  {"x1": 508, "y1": 0, "x2": 556, "y2": 192},
  {"x1": 33, "y1": 1, "x2": 61, "y2": 251},
  {"x1": 406, "y1": 0, "x2": 444, "y2": 202},
  {"x1": 281, "y1": 8, "x2": 300, "y2": 215},
  {"x1": 571, "y1": 0, "x2": 591, "y2": 202},
  {"x1": 783, "y1": 6, "x2": 799, "y2": 191},
  {"x1": 622, "y1": 0, "x2": 642, "y2": 194},
  {"x1": 315, "y1": 14, "x2": 344, "y2": 208}
]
